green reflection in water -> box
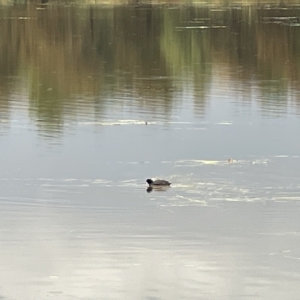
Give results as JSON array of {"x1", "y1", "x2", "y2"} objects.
[{"x1": 0, "y1": 4, "x2": 299, "y2": 134}]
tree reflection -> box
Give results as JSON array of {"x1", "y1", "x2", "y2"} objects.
[{"x1": 0, "y1": 4, "x2": 299, "y2": 136}]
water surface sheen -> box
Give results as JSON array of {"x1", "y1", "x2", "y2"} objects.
[{"x1": 0, "y1": 3, "x2": 300, "y2": 300}]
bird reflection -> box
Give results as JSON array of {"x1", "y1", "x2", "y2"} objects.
[{"x1": 146, "y1": 186, "x2": 171, "y2": 193}]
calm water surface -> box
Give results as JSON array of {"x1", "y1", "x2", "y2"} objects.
[{"x1": 0, "y1": 3, "x2": 300, "y2": 299}]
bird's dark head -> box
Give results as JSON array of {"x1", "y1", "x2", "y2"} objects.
[{"x1": 146, "y1": 179, "x2": 153, "y2": 185}]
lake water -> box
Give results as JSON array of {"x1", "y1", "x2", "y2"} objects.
[{"x1": 0, "y1": 3, "x2": 300, "y2": 299}]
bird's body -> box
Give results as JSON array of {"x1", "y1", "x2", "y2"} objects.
[{"x1": 146, "y1": 178, "x2": 171, "y2": 186}]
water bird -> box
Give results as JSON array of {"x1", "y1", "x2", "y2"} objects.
[{"x1": 146, "y1": 178, "x2": 171, "y2": 186}]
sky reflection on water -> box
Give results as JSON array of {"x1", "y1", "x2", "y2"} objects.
[{"x1": 1, "y1": 197, "x2": 300, "y2": 300}]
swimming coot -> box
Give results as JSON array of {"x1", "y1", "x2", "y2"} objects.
[{"x1": 146, "y1": 178, "x2": 171, "y2": 186}]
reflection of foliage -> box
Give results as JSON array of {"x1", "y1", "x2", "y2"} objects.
[
  {"x1": 28, "y1": 68, "x2": 64, "y2": 134},
  {"x1": 160, "y1": 7, "x2": 212, "y2": 116},
  {"x1": 0, "y1": 4, "x2": 299, "y2": 135},
  {"x1": 161, "y1": 7, "x2": 211, "y2": 73}
]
